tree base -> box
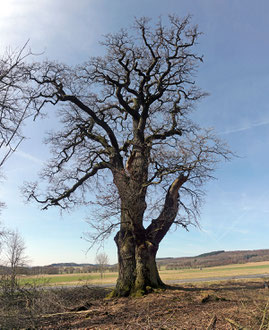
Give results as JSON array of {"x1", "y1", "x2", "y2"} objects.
[{"x1": 108, "y1": 281, "x2": 167, "y2": 298}]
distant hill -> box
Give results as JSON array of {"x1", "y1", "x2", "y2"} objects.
[
  {"x1": 196, "y1": 250, "x2": 225, "y2": 258},
  {"x1": 156, "y1": 249, "x2": 269, "y2": 269},
  {"x1": 44, "y1": 249, "x2": 269, "y2": 270}
]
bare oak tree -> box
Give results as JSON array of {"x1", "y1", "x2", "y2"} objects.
[
  {"x1": 0, "y1": 43, "x2": 33, "y2": 168},
  {"x1": 23, "y1": 16, "x2": 231, "y2": 296}
]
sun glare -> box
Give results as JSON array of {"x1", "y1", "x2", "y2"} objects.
[{"x1": 0, "y1": 1, "x2": 17, "y2": 19}]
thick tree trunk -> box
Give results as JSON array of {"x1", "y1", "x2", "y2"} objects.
[
  {"x1": 133, "y1": 241, "x2": 165, "y2": 294},
  {"x1": 112, "y1": 228, "x2": 165, "y2": 297},
  {"x1": 113, "y1": 228, "x2": 136, "y2": 297},
  {"x1": 110, "y1": 152, "x2": 180, "y2": 297},
  {"x1": 110, "y1": 174, "x2": 188, "y2": 297}
]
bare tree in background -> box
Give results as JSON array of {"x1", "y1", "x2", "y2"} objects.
[
  {"x1": 4, "y1": 230, "x2": 28, "y2": 293},
  {"x1": 23, "y1": 16, "x2": 231, "y2": 297},
  {"x1": 0, "y1": 43, "x2": 33, "y2": 169},
  {"x1": 95, "y1": 252, "x2": 109, "y2": 279}
]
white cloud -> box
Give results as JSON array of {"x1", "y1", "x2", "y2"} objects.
[
  {"x1": 16, "y1": 150, "x2": 44, "y2": 165},
  {"x1": 222, "y1": 118, "x2": 269, "y2": 135}
]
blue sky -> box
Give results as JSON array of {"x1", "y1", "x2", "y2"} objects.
[{"x1": 0, "y1": 0, "x2": 269, "y2": 266}]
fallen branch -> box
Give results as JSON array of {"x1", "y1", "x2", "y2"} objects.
[
  {"x1": 259, "y1": 299, "x2": 269, "y2": 330},
  {"x1": 40, "y1": 308, "x2": 100, "y2": 318},
  {"x1": 206, "y1": 314, "x2": 217, "y2": 330}
]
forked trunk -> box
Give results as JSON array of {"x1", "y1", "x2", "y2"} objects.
[
  {"x1": 110, "y1": 173, "x2": 187, "y2": 297},
  {"x1": 110, "y1": 159, "x2": 185, "y2": 297},
  {"x1": 112, "y1": 231, "x2": 165, "y2": 297}
]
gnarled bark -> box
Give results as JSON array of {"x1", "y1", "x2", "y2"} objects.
[
  {"x1": 133, "y1": 241, "x2": 164, "y2": 293},
  {"x1": 113, "y1": 230, "x2": 164, "y2": 297},
  {"x1": 113, "y1": 215, "x2": 136, "y2": 297}
]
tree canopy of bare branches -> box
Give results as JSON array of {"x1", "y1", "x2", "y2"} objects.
[
  {"x1": 0, "y1": 43, "x2": 33, "y2": 168},
  {"x1": 23, "y1": 16, "x2": 231, "y2": 297}
]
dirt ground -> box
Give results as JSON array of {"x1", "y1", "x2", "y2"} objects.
[{"x1": 2, "y1": 279, "x2": 269, "y2": 329}]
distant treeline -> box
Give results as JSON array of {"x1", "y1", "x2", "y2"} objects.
[
  {"x1": 0, "y1": 264, "x2": 118, "y2": 276},
  {"x1": 157, "y1": 249, "x2": 269, "y2": 270}
]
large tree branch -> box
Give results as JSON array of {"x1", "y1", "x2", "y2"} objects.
[
  {"x1": 146, "y1": 174, "x2": 188, "y2": 244},
  {"x1": 56, "y1": 89, "x2": 123, "y2": 166},
  {"x1": 146, "y1": 128, "x2": 182, "y2": 143},
  {"x1": 115, "y1": 86, "x2": 140, "y2": 120},
  {"x1": 27, "y1": 162, "x2": 110, "y2": 210}
]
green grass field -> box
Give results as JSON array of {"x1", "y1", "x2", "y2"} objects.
[
  {"x1": 19, "y1": 272, "x2": 118, "y2": 286},
  {"x1": 19, "y1": 260, "x2": 269, "y2": 287}
]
